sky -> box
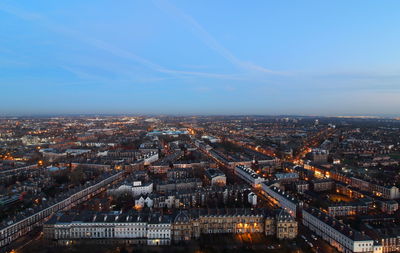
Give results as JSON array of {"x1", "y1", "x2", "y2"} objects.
[{"x1": 1, "y1": 0, "x2": 400, "y2": 116}]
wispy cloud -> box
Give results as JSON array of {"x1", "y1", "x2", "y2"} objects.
[
  {"x1": 153, "y1": 0, "x2": 284, "y2": 75},
  {"x1": 159, "y1": 69, "x2": 244, "y2": 80},
  {"x1": 0, "y1": 3, "x2": 41, "y2": 20},
  {"x1": 59, "y1": 65, "x2": 112, "y2": 83},
  {"x1": 0, "y1": 3, "x2": 244, "y2": 82},
  {"x1": 315, "y1": 70, "x2": 400, "y2": 80}
]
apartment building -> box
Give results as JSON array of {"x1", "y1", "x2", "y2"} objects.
[
  {"x1": 234, "y1": 165, "x2": 266, "y2": 188},
  {"x1": 261, "y1": 183, "x2": 301, "y2": 218},
  {"x1": 302, "y1": 208, "x2": 382, "y2": 253},
  {"x1": 44, "y1": 212, "x2": 171, "y2": 246}
]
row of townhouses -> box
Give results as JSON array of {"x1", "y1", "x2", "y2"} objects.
[
  {"x1": 261, "y1": 183, "x2": 302, "y2": 218},
  {"x1": 303, "y1": 163, "x2": 399, "y2": 199},
  {"x1": 134, "y1": 185, "x2": 253, "y2": 209},
  {"x1": 0, "y1": 171, "x2": 124, "y2": 249},
  {"x1": 302, "y1": 207, "x2": 382, "y2": 253},
  {"x1": 43, "y1": 208, "x2": 298, "y2": 245}
]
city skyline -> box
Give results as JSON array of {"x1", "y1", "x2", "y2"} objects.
[{"x1": 1, "y1": 0, "x2": 400, "y2": 115}]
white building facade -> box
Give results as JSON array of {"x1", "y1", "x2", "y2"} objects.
[
  {"x1": 44, "y1": 212, "x2": 172, "y2": 246},
  {"x1": 234, "y1": 165, "x2": 266, "y2": 187},
  {"x1": 302, "y1": 208, "x2": 382, "y2": 253}
]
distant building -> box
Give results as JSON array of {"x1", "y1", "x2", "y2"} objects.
[
  {"x1": 107, "y1": 181, "x2": 153, "y2": 197},
  {"x1": 247, "y1": 192, "x2": 257, "y2": 206},
  {"x1": 275, "y1": 172, "x2": 299, "y2": 182},
  {"x1": 293, "y1": 180, "x2": 309, "y2": 194},
  {"x1": 276, "y1": 209, "x2": 298, "y2": 240},
  {"x1": 204, "y1": 168, "x2": 226, "y2": 186},
  {"x1": 134, "y1": 196, "x2": 154, "y2": 209},
  {"x1": 310, "y1": 149, "x2": 329, "y2": 164},
  {"x1": 377, "y1": 199, "x2": 399, "y2": 214},
  {"x1": 261, "y1": 183, "x2": 301, "y2": 218},
  {"x1": 167, "y1": 167, "x2": 193, "y2": 180},
  {"x1": 235, "y1": 165, "x2": 265, "y2": 188},
  {"x1": 326, "y1": 201, "x2": 369, "y2": 217},
  {"x1": 312, "y1": 179, "x2": 334, "y2": 192},
  {"x1": 156, "y1": 178, "x2": 202, "y2": 192},
  {"x1": 362, "y1": 221, "x2": 400, "y2": 253}
]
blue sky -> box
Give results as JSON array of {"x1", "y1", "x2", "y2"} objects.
[{"x1": 1, "y1": 0, "x2": 400, "y2": 116}]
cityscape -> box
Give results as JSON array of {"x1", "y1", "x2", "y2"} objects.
[
  {"x1": 0, "y1": 116, "x2": 400, "y2": 253},
  {"x1": 1, "y1": 1, "x2": 400, "y2": 253}
]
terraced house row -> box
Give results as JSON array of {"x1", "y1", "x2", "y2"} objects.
[
  {"x1": 0, "y1": 171, "x2": 124, "y2": 249},
  {"x1": 43, "y1": 208, "x2": 298, "y2": 245}
]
